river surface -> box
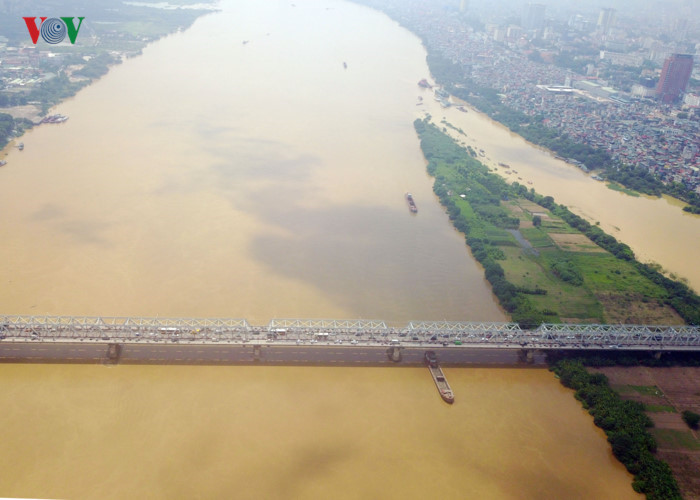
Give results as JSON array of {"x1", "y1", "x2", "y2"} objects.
[
  {"x1": 0, "y1": 0, "x2": 504, "y2": 324},
  {"x1": 0, "y1": 364, "x2": 639, "y2": 500},
  {"x1": 0, "y1": 0, "x2": 655, "y2": 497}
]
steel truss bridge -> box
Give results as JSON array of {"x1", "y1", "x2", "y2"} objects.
[{"x1": 1, "y1": 316, "x2": 699, "y2": 351}]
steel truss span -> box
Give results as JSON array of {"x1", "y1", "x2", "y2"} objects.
[
  {"x1": 268, "y1": 319, "x2": 387, "y2": 331},
  {"x1": 1, "y1": 316, "x2": 699, "y2": 351}
]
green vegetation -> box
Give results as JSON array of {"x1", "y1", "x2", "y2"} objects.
[
  {"x1": 0, "y1": 113, "x2": 33, "y2": 150},
  {"x1": 607, "y1": 182, "x2": 641, "y2": 197},
  {"x1": 682, "y1": 410, "x2": 700, "y2": 430},
  {"x1": 424, "y1": 51, "x2": 700, "y2": 213},
  {"x1": 551, "y1": 360, "x2": 681, "y2": 500},
  {"x1": 27, "y1": 75, "x2": 91, "y2": 115},
  {"x1": 549, "y1": 258, "x2": 584, "y2": 286},
  {"x1": 440, "y1": 119, "x2": 466, "y2": 136},
  {"x1": 547, "y1": 350, "x2": 700, "y2": 368},
  {"x1": 0, "y1": 113, "x2": 16, "y2": 149},
  {"x1": 651, "y1": 428, "x2": 700, "y2": 450},
  {"x1": 414, "y1": 118, "x2": 700, "y2": 327},
  {"x1": 617, "y1": 385, "x2": 664, "y2": 397},
  {"x1": 74, "y1": 53, "x2": 121, "y2": 80},
  {"x1": 20, "y1": 51, "x2": 123, "y2": 114},
  {"x1": 644, "y1": 404, "x2": 676, "y2": 413}
]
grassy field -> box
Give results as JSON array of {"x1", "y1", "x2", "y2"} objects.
[
  {"x1": 616, "y1": 385, "x2": 665, "y2": 396},
  {"x1": 607, "y1": 182, "x2": 641, "y2": 197},
  {"x1": 645, "y1": 404, "x2": 677, "y2": 413},
  {"x1": 500, "y1": 247, "x2": 604, "y2": 321},
  {"x1": 499, "y1": 198, "x2": 677, "y2": 323},
  {"x1": 651, "y1": 429, "x2": 700, "y2": 451}
]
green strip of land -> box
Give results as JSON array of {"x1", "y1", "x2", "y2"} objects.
[{"x1": 414, "y1": 118, "x2": 700, "y2": 327}]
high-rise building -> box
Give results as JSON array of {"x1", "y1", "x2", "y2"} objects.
[
  {"x1": 597, "y1": 8, "x2": 616, "y2": 36},
  {"x1": 521, "y1": 3, "x2": 545, "y2": 31},
  {"x1": 656, "y1": 54, "x2": 694, "y2": 104}
]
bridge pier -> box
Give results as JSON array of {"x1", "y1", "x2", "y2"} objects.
[
  {"x1": 105, "y1": 343, "x2": 122, "y2": 364},
  {"x1": 653, "y1": 351, "x2": 662, "y2": 360},
  {"x1": 518, "y1": 349, "x2": 535, "y2": 364},
  {"x1": 387, "y1": 347, "x2": 403, "y2": 363},
  {"x1": 253, "y1": 345, "x2": 261, "y2": 362}
]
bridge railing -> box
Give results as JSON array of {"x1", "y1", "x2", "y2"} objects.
[
  {"x1": 533, "y1": 324, "x2": 700, "y2": 347},
  {"x1": 1, "y1": 316, "x2": 699, "y2": 350},
  {"x1": 0, "y1": 315, "x2": 251, "y2": 342},
  {"x1": 267, "y1": 318, "x2": 387, "y2": 332}
]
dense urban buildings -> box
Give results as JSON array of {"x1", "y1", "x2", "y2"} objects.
[{"x1": 353, "y1": 0, "x2": 700, "y2": 200}]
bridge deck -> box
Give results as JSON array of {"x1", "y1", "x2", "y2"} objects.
[{"x1": 1, "y1": 316, "x2": 699, "y2": 351}]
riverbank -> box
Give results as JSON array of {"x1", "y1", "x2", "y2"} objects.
[
  {"x1": 551, "y1": 360, "x2": 681, "y2": 500},
  {"x1": 590, "y1": 366, "x2": 700, "y2": 500},
  {"x1": 414, "y1": 118, "x2": 700, "y2": 327},
  {"x1": 0, "y1": 1, "x2": 216, "y2": 149}
]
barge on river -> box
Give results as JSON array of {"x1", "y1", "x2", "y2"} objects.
[
  {"x1": 405, "y1": 192, "x2": 418, "y2": 213},
  {"x1": 425, "y1": 351, "x2": 454, "y2": 404}
]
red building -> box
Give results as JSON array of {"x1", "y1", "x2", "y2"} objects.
[{"x1": 656, "y1": 54, "x2": 694, "y2": 104}]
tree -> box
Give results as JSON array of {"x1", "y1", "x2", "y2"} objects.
[
  {"x1": 532, "y1": 215, "x2": 542, "y2": 227},
  {"x1": 682, "y1": 410, "x2": 700, "y2": 430}
]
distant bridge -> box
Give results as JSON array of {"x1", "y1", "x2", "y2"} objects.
[{"x1": 2, "y1": 315, "x2": 699, "y2": 352}]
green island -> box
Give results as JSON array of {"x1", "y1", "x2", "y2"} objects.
[
  {"x1": 414, "y1": 117, "x2": 700, "y2": 329},
  {"x1": 424, "y1": 52, "x2": 700, "y2": 214}
]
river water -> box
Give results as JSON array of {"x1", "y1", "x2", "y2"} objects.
[
  {"x1": 0, "y1": 364, "x2": 638, "y2": 500},
  {"x1": 0, "y1": 0, "x2": 652, "y2": 497},
  {"x1": 0, "y1": 0, "x2": 504, "y2": 324}
]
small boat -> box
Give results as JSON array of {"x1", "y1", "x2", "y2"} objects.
[
  {"x1": 40, "y1": 114, "x2": 68, "y2": 124},
  {"x1": 18, "y1": 143, "x2": 24, "y2": 151},
  {"x1": 405, "y1": 193, "x2": 418, "y2": 213}
]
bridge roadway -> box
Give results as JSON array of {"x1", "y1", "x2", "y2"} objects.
[
  {"x1": 0, "y1": 342, "x2": 533, "y2": 365},
  {"x1": 1, "y1": 316, "x2": 698, "y2": 365}
]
